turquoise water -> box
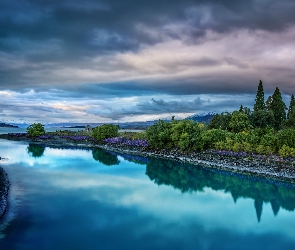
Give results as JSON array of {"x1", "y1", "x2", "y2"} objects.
[{"x1": 0, "y1": 139, "x2": 295, "y2": 250}]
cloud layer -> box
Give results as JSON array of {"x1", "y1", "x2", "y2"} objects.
[{"x1": 1, "y1": 0, "x2": 295, "y2": 122}]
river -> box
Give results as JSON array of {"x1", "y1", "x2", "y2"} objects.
[{"x1": 0, "y1": 139, "x2": 294, "y2": 249}]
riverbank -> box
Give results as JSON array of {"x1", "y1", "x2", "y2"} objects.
[
  {"x1": 0, "y1": 166, "x2": 9, "y2": 218},
  {"x1": 98, "y1": 144, "x2": 295, "y2": 183},
  {"x1": 1, "y1": 133, "x2": 295, "y2": 183}
]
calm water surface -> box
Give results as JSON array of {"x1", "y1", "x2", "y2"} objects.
[{"x1": 0, "y1": 139, "x2": 295, "y2": 249}]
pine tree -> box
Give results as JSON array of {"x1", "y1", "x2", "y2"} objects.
[
  {"x1": 265, "y1": 96, "x2": 273, "y2": 111},
  {"x1": 254, "y1": 80, "x2": 265, "y2": 112},
  {"x1": 286, "y1": 94, "x2": 295, "y2": 127},
  {"x1": 287, "y1": 94, "x2": 295, "y2": 119},
  {"x1": 251, "y1": 80, "x2": 271, "y2": 128},
  {"x1": 269, "y1": 87, "x2": 286, "y2": 130},
  {"x1": 239, "y1": 105, "x2": 244, "y2": 112}
]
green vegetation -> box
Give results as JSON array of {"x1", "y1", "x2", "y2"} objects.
[
  {"x1": 26, "y1": 123, "x2": 45, "y2": 137},
  {"x1": 145, "y1": 81, "x2": 295, "y2": 158},
  {"x1": 92, "y1": 124, "x2": 119, "y2": 141},
  {"x1": 269, "y1": 87, "x2": 286, "y2": 130},
  {"x1": 254, "y1": 80, "x2": 265, "y2": 112},
  {"x1": 286, "y1": 94, "x2": 295, "y2": 127}
]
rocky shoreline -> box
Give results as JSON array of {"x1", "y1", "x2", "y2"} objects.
[
  {"x1": 97, "y1": 144, "x2": 295, "y2": 183},
  {"x1": 0, "y1": 166, "x2": 9, "y2": 219},
  {"x1": 1, "y1": 133, "x2": 295, "y2": 184}
]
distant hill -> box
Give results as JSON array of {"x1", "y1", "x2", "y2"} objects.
[
  {"x1": 0, "y1": 123, "x2": 18, "y2": 128},
  {"x1": 185, "y1": 112, "x2": 216, "y2": 124}
]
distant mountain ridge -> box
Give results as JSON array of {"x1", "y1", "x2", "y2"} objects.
[
  {"x1": 185, "y1": 112, "x2": 216, "y2": 124},
  {"x1": 0, "y1": 123, "x2": 18, "y2": 128}
]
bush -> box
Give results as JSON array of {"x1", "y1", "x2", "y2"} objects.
[
  {"x1": 278, "y1": 145, "x2": 295, "y2": 158},
  {"x1": 277, "y1": 129, "x2": 295, "y2": 148},
  {"x1": 171, "y1": 120, "x2": 205, "y2": 151},
  {"x1": 229, "y1": 111, "x2": 252, "y2": 133},
  {"x1": 92, "y1": 124, "x2": 119, "y2": 141},
  {"x1": 26, "y1": 123, "x2": 45, "y2": 137},
  {"x1": 146, "y1": 120, "x2": 173, "y2": 149},
  {"x1": 255, "y1": 145, "x2": 273, "y2": 155},
  {"x1": 260, "y1": 132, "x2": 278, "y2": 152},
  {"x1": 201, "y1": 129, "x2": 228, "y2": 149},
  {"x1": 215, "y1": 137, "x2": 235, "y2": 151},
  {"x1": 119, "y1": 131, "x2": 147, "y2": 140}
]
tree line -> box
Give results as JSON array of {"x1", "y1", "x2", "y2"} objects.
[{"x1": 146, "y1": 81, "x2": 295, "y2": 157}]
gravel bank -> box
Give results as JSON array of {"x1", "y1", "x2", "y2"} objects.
[
  {"x1": 97, "y1": 144, "x2": 295, "y2": 183},
  {"x1": 0, "y1": 166, "x2": 9, "y2": 218}
]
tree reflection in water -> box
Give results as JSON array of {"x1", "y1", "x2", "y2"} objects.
[
  {"x1": 27, "y1": 144, "x2": 45, "y2": 158},
  {"x1": 145, "y1": 157, "x2": 295, "y2": 222},
  {"x1": 92, "y1": 149, "x2": 120, "y2": 166}
]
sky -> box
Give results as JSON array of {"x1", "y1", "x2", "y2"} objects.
[{"x1": 1, "y1": 0, "x2": 295, "y2": 124}]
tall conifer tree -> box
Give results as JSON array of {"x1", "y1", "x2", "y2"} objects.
[
  {"x1": 265, "y1": 96, "x2": 273, "y2": 111},
  {"x1": 251, "y1": 80, "x2": 274, "y2": 128},
  {"x1": 286, "y1": 94, "x2": 295, "y2": 127},
  {"x1": 254, "y1": 80, "x2": 265, "y2": 111},
  {"x1": 269, "y1": 87, "x2": 286, "y2": 130},
  {"x1": 287, "y1": 94, "x2": 295, "y2": 119}
]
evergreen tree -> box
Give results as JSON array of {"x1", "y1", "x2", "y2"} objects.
[
  {"x1": 254, "y1": 80, "x2": 265, "y2": 112},
  {"x1": 250, "y1": 109, "x2": 274, "y2": 129},
  {"x1": 269, "y1": 87, "x2": 286, "y2": 130},
  {"x1": 287, "y1": 94, "x2": 295, "y2": 119},
  {"x1": 208, "y1": 112, "x2": 232, "y2": 131},
  {"x1": 251, "y1": 80, "x2": 271, "y2": 128},
  {"x1": 286, "y1": 94, "x2": 295, "y2": 127},
  {"x1": 265, "y1": 96, "x2": 273, "y2": 111},
  {"x1": 239, "y1": 105, "x2": 244, "y2": 112}
]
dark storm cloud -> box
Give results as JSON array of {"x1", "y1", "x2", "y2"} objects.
[
  {"x1": 0, "y1": 0, "x2": 295, "y2": 90},
  {"x1": 1, "y1": 0, "x2": 295, "y2": 59}
]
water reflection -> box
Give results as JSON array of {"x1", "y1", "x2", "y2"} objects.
[
  {"x1": 26, "y1": 144, "x2": 45, "y2": 158},
  {"x1": 92, "y1": 149, "x2": 120, "y2": 166},
  {"x1": 112, "y1": 152, "x2": 150, "y2": 165},
  {"x1": 1, "y1": 141, "x2": 295, "y2": 249},
  {"x1": 146, "y1": 157, "x2": 295, "y2": 222}
]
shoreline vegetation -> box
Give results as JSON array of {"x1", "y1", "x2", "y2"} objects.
[{"x1": 1, "y1": 132, "x2": 295, "y2": 184}]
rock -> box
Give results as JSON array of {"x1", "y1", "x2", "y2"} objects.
[{"x1": 0, "y1": 166, "x2": 9, "y2": 218}]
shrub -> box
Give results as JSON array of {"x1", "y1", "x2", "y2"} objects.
[
  {"x1": 277, "y1": 129, "x2": 295, "y2": 148},
  {"x1": 278, "y1": 145, "x2": 295, "y2": 158},
  {"x1": 201, "y1": 129, "x2": 228, "y2": 149},
  {"x1": 256, "y1": 145, "x2": 273, "y2": 155},
  {"x1": 222, "y1": 137, "x2": 235, "y2": 151},
  {"x1": 260, "y1": 132, "x2": 278, "y2": 152},
  {"x1": 92, "y1": 124, "x2": 119, "y2": 141},
  {"x1": 146, "y1": 120, "x2": 173, "y2": 149},
  {"x1": 232, "y1": 142, "x2": 244, "y2": 152},
  {"x1": 26, "y1": 123, "x2": 45, "y2": 137},
  {"x1": 171, "y1": 120, "x2": 204, "y2": 151},
  {"x1": 229, "y1": 111, "x2": 252, "y2": 133}
]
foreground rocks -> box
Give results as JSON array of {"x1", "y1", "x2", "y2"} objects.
[{"x1": 0, "y1": 166, "x2": 9, "y2": 218}]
